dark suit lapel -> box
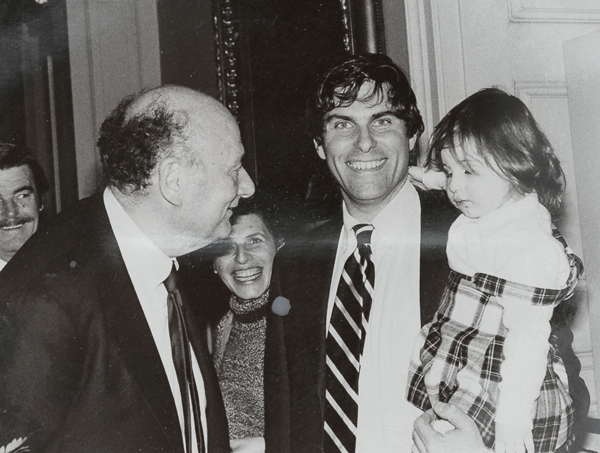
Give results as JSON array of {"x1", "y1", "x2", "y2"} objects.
[
  {"x1": 309, "y1": 217, "x2": 343, "y2": 406},
  {"x1": 91, "y1": 199, "x2": 184, "y2": 453},
  {"x1": 418, "y1": 189, "x2": 459, "y2": 325},
  {"x1": 182, "y1": 298, "x2": 230, "y2": 453},
  {"x1": 284, "y1": 216, "x2": 342, "y2": 448}
]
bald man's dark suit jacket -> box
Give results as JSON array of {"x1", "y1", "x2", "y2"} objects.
[
  {"x1": 264, "y1": 189, "x2": 589, "y2": 453},
  {"x1": 0, "y1": 194, "x2": 229, "y2": 453}
]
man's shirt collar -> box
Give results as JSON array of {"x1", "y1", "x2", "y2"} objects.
[{"x1": 103, "y1": 188, "x2": 174, "y2": 294}]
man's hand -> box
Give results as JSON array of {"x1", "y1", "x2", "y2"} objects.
[
  {"x1": 408, "y1": 166, "x2": 447, "y2": 191},
  {"x1": 412, "y1": 402, "x2": 487, "y2": 453},
  {"x1": 230, "y1": 436, "x2": 265, "y2": 453}
]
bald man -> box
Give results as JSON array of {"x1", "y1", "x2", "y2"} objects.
[{"x1": 0, "y1": 86, "x2": 255, "y2": 453}]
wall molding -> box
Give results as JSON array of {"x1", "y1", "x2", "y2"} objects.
[
  {"x1": 404, "y1": 0, "x2": 468, "y2": 160},
  {"x1": 514, "y1": 81, "x2": 567, "y2": 102},
  {"x1": 515, "y1": 81, "x2": 596, "y2": 417},
  {"x1": 405, "y1": 0, "x2": 435, "y2": 156},
  {"x1": 508, "y1": 0, "x2": 600, "y2": 23},
  {"x1": 578, "y1": 350, "x2": 596, "y2": 372},
  {"x1": 577, "y1": 351, "x2": 598, "y2": 416},
  {"x1": 431, "y1": 0, "x2": 467, "y2": 121},
  {"x1": 513, "y1": 80, "x2": 587, "y2": 261}
]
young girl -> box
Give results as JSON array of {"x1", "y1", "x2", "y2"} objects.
[{"x1": 406, "y1": 88, "x2": 583, "y2": 453}]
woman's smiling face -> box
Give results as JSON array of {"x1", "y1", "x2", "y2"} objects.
[{"x1": 214, "y1": 213, "x2": 278, "y2": 300}]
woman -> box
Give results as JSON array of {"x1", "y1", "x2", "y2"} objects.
[{"x1": 212, "y1": 195, "x2": 287, "y2": 453}]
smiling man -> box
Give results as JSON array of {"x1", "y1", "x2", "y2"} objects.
[
  {"x1": 265, "y1": 54, "x2": 588, "y2": 453},
  {"x1": 0, "y1": 143, "x2": 49, "y2": 270},
  {"x1": 265, "y1": 53, "x2": 459, "y2": 453},
  {"x1": 315, "y1": 79, "x2": 415, "y2": 220}
]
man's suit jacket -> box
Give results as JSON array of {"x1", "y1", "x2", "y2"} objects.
[
  {"x1": 263, "y1": 189, "x2": 589, "y2": 453},
  {"x1": 0, "y1": 194, "x2": 229, "y2": 453},
  {"x1": 263, "y1": 190, "x2": 457, "y2": 453}
]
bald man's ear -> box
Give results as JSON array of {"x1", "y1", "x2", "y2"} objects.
[
  {"x1": 157, "y1": 157, "x2": 184, "y2": 206},
  {"x1": 314, "y1": 139, "x2": 326, "y2": 160}
]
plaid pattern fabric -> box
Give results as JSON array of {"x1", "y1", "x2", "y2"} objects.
[{"x1": 407, "y1": 246, "x2": 582, "y2": 453}]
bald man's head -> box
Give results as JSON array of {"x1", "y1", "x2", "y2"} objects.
[
  {"x1": 125, "y1": 85, "x2": 225, "y2": 118},
  {"x1": 96, "y1": 85, "x2": 255, "y2": 256},
  {"x1": 97, "y1": 85, "x2": 236, "y2": 194}
]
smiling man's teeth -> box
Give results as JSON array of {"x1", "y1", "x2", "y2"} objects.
[
  {"x1": 347, "y1": 159, "x2": 385, "y2": 170},
  {"x1": 233, "y1": 268, "x2": 262, "y2": 282},
  {"x1": 1, "y1": 224, "x2": 23, "y2": 231}
]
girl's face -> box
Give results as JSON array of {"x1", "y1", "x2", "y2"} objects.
[{"x1": 441, "y1": 142, "x2": 522, "y2": 219}]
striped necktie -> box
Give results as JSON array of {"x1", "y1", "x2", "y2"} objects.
[
  {"x1": 164, "y1": 265, "x2": 205, "y2": 453},
  {"x1": 324, "y1": 224, "x2": 375, "y2": 453}
]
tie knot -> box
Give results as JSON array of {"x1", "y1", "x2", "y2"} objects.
[
  {"x1": 353, "y1": 223, "x2": 374, "y2": 246},
  {"x1": 164, "y1": 264, "x2": 179, "y2": 293}
]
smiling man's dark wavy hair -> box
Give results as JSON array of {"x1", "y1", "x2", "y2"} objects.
[{"x1": 306, "y1": 53, "x2": 424, "y2": 146}]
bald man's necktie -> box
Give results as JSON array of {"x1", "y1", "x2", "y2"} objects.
[
  {"x1": 324, "y1": 224, "x2": 375, "y2": 453},
  {"x1": 164, "y1": 265, "x2": 205, "y2": 453}
]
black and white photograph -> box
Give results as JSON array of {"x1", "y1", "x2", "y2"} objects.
[{"x1": 0, "y1": 1, "x2": 599, "y2": 452}]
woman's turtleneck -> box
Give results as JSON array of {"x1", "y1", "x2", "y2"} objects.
[
  {"x1": 228, "y1": 289, "x2": 270, "y2": 324},
  {"x1": 214, "y1": 289, "x2": 270, "y2": 438}
]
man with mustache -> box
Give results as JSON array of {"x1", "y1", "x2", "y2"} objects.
[{"x1": 0, "y1": 142, "x2": 48, "y2": 271}]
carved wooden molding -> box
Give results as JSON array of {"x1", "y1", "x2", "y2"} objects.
[
  {"x1": 211, "y1": 0, "x2": 240, "y2": 118},
  {"x1": 508, "y1": 0, "x2": 600, "y2": 23},
  {"x1": 340, "y1": 0, "x2": 353, "y2": 52},
  {"x1": 345, "y1": 0, "x2": 386, "y2": 54}
]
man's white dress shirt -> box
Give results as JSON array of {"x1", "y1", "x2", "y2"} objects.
[
  {"x1": 104, "y1": 188, "x2": 207, "y2": 453},
  {"x1": 326, "y1": 182, "x2": 423, "y2": 452}
]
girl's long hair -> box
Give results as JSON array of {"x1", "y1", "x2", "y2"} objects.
[{"x1": 426, "y1": 87, "x2": 565, "y2": 215}]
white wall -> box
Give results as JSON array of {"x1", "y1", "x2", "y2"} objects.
[
  {"x1": 66, "y1": 0, "x2": 161, "y2": 198},
  {"x1": 565, "y1": 27, "x2": 600, "y2": 418}
]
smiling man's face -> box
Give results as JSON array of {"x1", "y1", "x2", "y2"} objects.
[
  {"x1": 0, "y1": 165, "x2": 40, "y2": 263},
  {"x1": 316, "y1": 81, "x2": 412, "y2": 221}
]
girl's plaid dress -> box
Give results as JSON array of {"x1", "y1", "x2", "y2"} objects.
[{"x1": 407, "y1": 234, "x2": 583, "y2": 453}]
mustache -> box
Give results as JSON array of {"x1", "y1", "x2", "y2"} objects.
[{"x1": 0, "y1": 215, "x2": 36, "y2": 229}]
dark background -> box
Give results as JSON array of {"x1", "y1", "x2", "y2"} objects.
[{"x1": 160, "y1": 0, "x2": 350, "y2": 223}]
